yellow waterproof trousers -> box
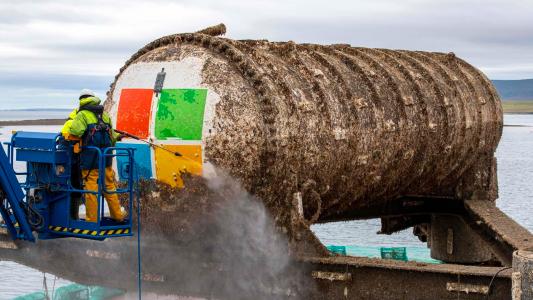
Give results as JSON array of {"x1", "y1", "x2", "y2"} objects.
[{"x1": 81, "y1": 167, "x2": 125, "y2": 222}]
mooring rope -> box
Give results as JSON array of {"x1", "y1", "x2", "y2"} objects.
[
  {"x1": 42, "y1": 273, "x2": 49, "y2": 300},
  {"x1": 51, "y1": 276, "x2": 57, "y2": 299}
]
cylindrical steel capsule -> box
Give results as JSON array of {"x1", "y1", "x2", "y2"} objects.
[{"x1": 106, "y1": 31, "x2": 503, "y2": 224}]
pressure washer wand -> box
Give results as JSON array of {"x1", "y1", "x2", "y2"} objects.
[{"x1": 114, "y1": 129, "x2": 182, "y2": 157}]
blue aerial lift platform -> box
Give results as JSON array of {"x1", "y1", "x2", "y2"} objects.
[{"x1": 0, "y1": 131, "x2": 136, "y2": 242}]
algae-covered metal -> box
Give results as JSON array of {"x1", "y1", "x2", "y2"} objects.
[{"x1": 106, "y1": 26, "x2": 503, "y2": 225}]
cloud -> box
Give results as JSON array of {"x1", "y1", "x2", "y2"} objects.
[{"x1": 0, "y1": 0, "x2": 531, "y2": 108}]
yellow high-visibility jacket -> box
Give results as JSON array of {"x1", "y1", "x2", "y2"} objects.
[{"x1": 61, "y1": 108, "x2": 79, "y2": 139}]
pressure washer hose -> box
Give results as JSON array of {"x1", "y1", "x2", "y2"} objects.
[
  {"x1": 114, "y1": 129, "x2": 202, "y2": 166},
  {"x1": 135, "y1": 170, "x2": 142, "y2": 300},
  {"x1": 114, "y1": 129, "x2": 182, "y2": 157}
]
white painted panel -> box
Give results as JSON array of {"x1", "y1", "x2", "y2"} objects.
[{"x1": 108, "y1": 56, "x2": 222, "y2": 182}]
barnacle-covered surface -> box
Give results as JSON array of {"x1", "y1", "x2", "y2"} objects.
[{"x1": 106, "y1": 25, "x2": 503, "y2": 233}]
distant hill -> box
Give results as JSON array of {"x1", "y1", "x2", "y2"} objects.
[{"x1": 492, "y1": 79, "x2": 533, "y2": 101}]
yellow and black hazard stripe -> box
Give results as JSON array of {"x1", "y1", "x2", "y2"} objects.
[{"x1": 48, "y1": 226, "x2": 130, "y2": 237}]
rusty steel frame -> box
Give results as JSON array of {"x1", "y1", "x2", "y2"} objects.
[{"x1": 300, "y1": 256, "x2": 512, "y2": 300}]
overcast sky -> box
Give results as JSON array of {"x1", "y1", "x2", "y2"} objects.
[{"x1": 0, "y1": 0, "x2": 532, "y2": 109}]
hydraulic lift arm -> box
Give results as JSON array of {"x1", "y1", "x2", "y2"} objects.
[{"x1": 0, "y1": 145, "x2": 34, "y2": 241}]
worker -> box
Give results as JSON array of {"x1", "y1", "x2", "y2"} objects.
[
  {"x1": 68, "y1": 91, "x2": 126, "y2": 223},
  {"x1": 60, "y1": 90, "x2": 95, "y2": 220}
]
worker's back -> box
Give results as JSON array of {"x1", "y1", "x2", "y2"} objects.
[{"x1": 69, "y1": 96, "x2": 115, "y2": 170}]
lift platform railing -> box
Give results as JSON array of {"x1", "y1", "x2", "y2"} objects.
[
  {"x1": 48, "y1": 145, "x2": 136, "y2": 239},
  {"x1": 0, "y1": 145, "x2": 35, "y2": 241},
  {"x1": 79, "y1": 146, "x2": 133, "y2": 226},
  {"x1": 102, "y1": 147, "x2": 135, "y2": 229}
]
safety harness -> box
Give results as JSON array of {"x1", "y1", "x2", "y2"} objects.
[{"x1": 79, "y1": 104, "x2": 113, "y2": 179}]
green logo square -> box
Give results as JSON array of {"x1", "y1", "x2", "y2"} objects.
[{"x1": 155, "y1": 89, "x2": 208, "y2": 140}]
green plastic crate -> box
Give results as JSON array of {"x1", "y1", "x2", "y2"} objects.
[
  {"x1": 14, "y1": 284, "x2": 126, "y2": 300},
  {"x1": 53, "y1": 284, "x2": 89, "y2": 300},
  {"x1": 380, "y1": 247, "x2": 408, "y2": 261},
  {"x1": 327, "y1": 245, "x2": 347, "y2": 255},
  {"x1": 89, "y1": 286, "x2": 125, "y2": 300}
]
